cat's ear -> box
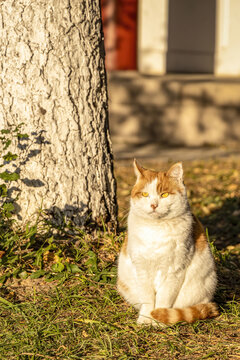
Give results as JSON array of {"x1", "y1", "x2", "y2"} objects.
[
  {"x1": 167, "y1": 162, "x2": 183, "y2": 182},
  {"x1": 133, "y1": 159, "x2": 144, "y2": 179}
]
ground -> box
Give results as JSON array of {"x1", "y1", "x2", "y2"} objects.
[{"x1": 0, "y1": 157, "x2": 239, "y2": 359}]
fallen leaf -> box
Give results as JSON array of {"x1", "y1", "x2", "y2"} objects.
[
  {"x1": 227, "y1": 184, "x2": 238, "y2": 191},
  {"x1": 202, "y1": 206, "x2": 210, "y2": 215}
]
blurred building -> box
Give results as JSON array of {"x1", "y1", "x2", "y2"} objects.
[
  {"x1": 102, "y1": 0, "x2": 240, "y2": 157},
  {"x1": 102, "y1": 0, "x2": 240, "y2": 76}
]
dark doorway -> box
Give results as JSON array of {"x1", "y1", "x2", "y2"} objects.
[{"x1": 167, "y1": 0, "x2": 216, "y2": 73}]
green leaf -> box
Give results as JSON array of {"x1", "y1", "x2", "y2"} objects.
[
  {"x1": 3, "y1": 203, "x2": 15, "y2": 212},
  {"x1": 0, "y1": 129, "x2": 10, "y2": 134},
  {"x1": 25, "y1": 224, "x2": 37, "y2": 238},
  {"x1": 3, "y1": 139, "x2": 11, "y2": 150},
  {"x1": 18, "y1": 271, "x2": 28, "y2": 279},
  {"x1": 0, "y1": 184, "x2": 7, "y2": 197},
  {"x1": 52, "y1": 262, "x2": 65, "y2": 273},
  {"x1": 86, "y1": 251, "x2": 98, "y2": 273},
  {"x1": 3, "y1": 152, "x2": 18, "y2": 162},
  {"x1": 34, "y1": 249, "x2": 44, "y2": 267},
  {"x1": 17, "y1": 133, "x2": 29, "y2": 139},
  {"x1": 6, "y1": 255, "x2": 18, "y2": 264},
  {"x1": 69, "y1": 264, "x2": 81, "y2": 273},
  {"x1": 50, "y1": 273, "x2": 66, "y2": 281},
  {"x1": 0, "y1": 171, "x2": 20, "y2": 181},
  {"x1": 30, "y1": 270, "x2": 46, "y2": 279},
  {"x1": 13, "y1": 123, "x2": 24, "y2": 132}
]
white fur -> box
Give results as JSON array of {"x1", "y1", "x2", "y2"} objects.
[{"x1": 117, "y1": 177, "x2": 217, "y2": 324}]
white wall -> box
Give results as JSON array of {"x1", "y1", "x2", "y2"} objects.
[
  {"x1": 215, "y1": 0, "x2": 240, "y2": 75},
  {"x1": 138, "y1": 0, "x2": 168, "y2": 74}
]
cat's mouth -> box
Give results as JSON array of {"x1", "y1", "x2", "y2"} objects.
[
  {"x1": 148, "y1": 208, "x2": 171, "y2": 218},
  {"x1": 148, "y1": 210, "x2": 161, "y2": 217}
]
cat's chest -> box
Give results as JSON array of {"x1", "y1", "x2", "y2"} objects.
[
  {"x1": 133, "y1": 224, "x2": 174, "y2": 246},
  {"x1": 129, "y1": 222, "x2": 186, "y2": 262},
  {"x1": 127, "y1": 211, "x2": 193, "y2": 266}
]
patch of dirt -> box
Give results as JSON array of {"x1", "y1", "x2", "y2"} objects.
[{"x1": 4, "y1": 277, "x2": 58, "y2": 302}]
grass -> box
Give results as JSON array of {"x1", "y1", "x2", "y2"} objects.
[{"x1": 0, "y1": 157, "x2": 240, "y2": 359}]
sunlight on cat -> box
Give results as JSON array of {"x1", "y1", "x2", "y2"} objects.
[{"x1": 117, "y1": 160, "x2": 218, "y2": 326}]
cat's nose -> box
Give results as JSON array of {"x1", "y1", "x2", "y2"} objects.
[{"x1": 151, "y1": 203, "x2": 158, "y2": 210}]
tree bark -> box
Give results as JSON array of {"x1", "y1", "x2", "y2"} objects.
[{"x1": 0, "y1": 0, "x2": 118, "y2": 229}]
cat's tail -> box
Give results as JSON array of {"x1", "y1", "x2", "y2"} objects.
[{"x1": 151, "y1": 303, "x2": 219, "y2": 325}]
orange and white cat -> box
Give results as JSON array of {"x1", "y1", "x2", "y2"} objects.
[{"x1": 117, "y1": 160, "x2": 218, "y2": 325}]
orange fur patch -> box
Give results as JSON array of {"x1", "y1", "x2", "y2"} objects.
[
  {"x1": 151, "y1": 308, "x2": 169, "y2": 323},
  {"x1": 175, "y1": 308, "x2": 185, "y2": 322},
  {"x1": 207, "y1": 303, "x2": 219, "y2": 317},
  {"x1": 151, "y1": 303, "x2": 219, "y2": 324},
  {"x1": 188, "y1": 305, "x2": 202, "y2": 322},
  {"x1": 192, "y1": 215, "x2": 208, "y2": 252},
  {"x1": 131, "y1": 169, "x2": 181, "y2": 198}
]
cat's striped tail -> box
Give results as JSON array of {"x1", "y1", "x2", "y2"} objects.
[{"x1": 151, "y1": 303, "x2": 219, "y2": 325}]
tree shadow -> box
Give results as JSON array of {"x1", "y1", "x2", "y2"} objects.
[
  {"x1": 43, "y1": 202, "x2": 117, "y2": 234},
  {"x1": 200, "y1": 196, "x2": 240, "y2": 250},
  {"x1": 108, "y1": 73, "x2": 240, "y2": 156},
  {"x1": 215, "y1": 250, "x2": 240, "y2": 305},
  {"x1": 45, "y1": 203, "x2": 90, "y2": 229},
  {"x1": 1, "y1": 130, "x2": 50, "y2": 219},
  {"x1": 1, "y1": 127, "x2": 117, "y2": 230}
]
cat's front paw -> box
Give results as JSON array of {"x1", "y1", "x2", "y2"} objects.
[
  {"x1": 137, "y1": 315, "x2": 168, "y2": 327},
  {"x1": 137, "y1": 314, "x2": 153, "y2": 325}
]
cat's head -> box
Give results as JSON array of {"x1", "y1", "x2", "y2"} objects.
[{"x1": 130, "y1": 160, "x2": 189, "y2": 220}]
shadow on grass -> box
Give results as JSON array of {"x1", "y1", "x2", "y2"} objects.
[
  {"x1": 200, "y1": 196, "x2": 240, "y2": 250},
  {"x1": 215, "y1": 250, "x2": 240, "y2": 306},
  {"x1": 200, "y1": 197, "x2": 240, "y2": 306}
]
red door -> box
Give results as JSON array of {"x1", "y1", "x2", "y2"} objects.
[{"x1": 102, "y1": 0, "x2": 138, "y2": 70}]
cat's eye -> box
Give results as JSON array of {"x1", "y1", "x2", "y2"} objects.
[
  {"x1": 142, "y1": 192, "x2": 149, "y2": 197},
  {"x1": 161, "y1": 192, "x2": 169, "y2": 198}
]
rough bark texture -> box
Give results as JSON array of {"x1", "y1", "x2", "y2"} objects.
[{"x1": 0, "y1": 0, "x2": 118, "y2": 228}]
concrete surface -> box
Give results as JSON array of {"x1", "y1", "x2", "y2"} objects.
[
  {"x1": 113, "y1": 143, "x2": 240, "y2": 162},
  {"x1": 107, "y1": 71, "x2": 240, "y2": 160}
]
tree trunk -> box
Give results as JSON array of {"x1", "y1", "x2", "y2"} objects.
[{"x1": 0, "y1": 0, "x2": 118, "y2": 229}]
